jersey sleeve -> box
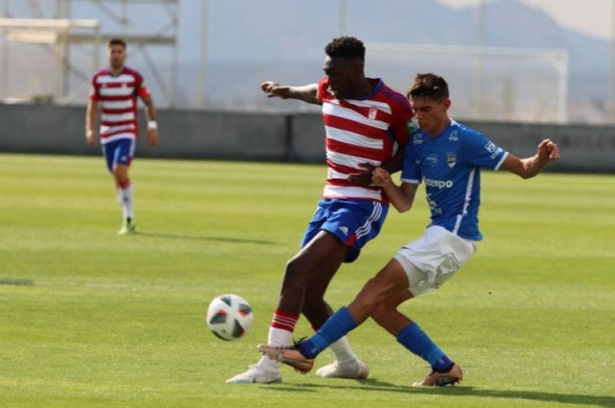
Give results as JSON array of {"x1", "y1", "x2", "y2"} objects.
[
  {"x1": 89, "y1": 75, "x2": 99, "y2": 101},
  {"x1": 135, "y1": 73, "x2": 151, "y2": 99},
  {"x1": 400, "y1": 141, "x2": 421, "y2": 183},
  {"x1": 463, "y1": 131, "x2": 508, "y2": 170},
  {"x1": 390, "y1": 98, "x2": 414, "y2": 147},
  {"x1": 316, "y1": 76, "x2": 328, "y2": 102}
]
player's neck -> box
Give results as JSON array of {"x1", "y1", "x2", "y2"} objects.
[
  {"x1": 109, "y1": 65, "x2": 124, "y2": 76},
  {"x1": 346, "y1": 79, "x2": 374, "y2": 99},
  {"x1": 428, "y1": 118, "x2": 452, "y2": 138}
]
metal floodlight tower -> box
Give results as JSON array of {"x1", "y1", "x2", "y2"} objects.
[{"x1": 0, "y1": 0, "x2": 179, "y2": 107}]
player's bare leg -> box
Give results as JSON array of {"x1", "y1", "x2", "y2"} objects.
[
  {"x1": 227, "y1": 231, "x2": 363, "y2": 383},
  {"x1": 303, "y1": 273, "x2": 369, "y2": 379},
  {"x1": 370, "y1": 288, "x2": 414, "y2": 335}
]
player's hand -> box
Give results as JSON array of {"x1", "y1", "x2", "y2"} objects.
[
  {"x1": 86, "y1": 129, "x2": 97, "y2": 146},
  {"x1": 371, "y1": 167, "x2": 391, "y2": 187},
  {"x1": 537, "y1": 139, "x2": 560, "y2": 163},
  {"x1": 147, "y1": 129, "x2": 159, "y2": 147},
  {"x1": 260, "y1": 81, "x2": 288, "y2": 99},
  {"x1": 349, "y1": 163, "x2": 376, "y2": 186}
]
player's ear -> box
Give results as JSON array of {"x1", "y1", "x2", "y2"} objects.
[{"x1": 443, "y1": 98, "x2": 451, "y2": 110}]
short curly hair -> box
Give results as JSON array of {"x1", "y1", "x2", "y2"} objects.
[{"x1": 325, "y1": 36, "x2": 365, "y2": 60}]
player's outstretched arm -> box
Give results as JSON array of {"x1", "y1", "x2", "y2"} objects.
[
  {"x1": 371, "y1": 167, "x2": 418, "y2": 213},
  {"x1": 260, "y1": 81, "x2": 321, "y2": 105},
  {"x1": 502, "y1": 139, "x2": 560, "y2": 179}
]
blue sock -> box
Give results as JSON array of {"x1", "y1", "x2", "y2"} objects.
[
  {"x1": 396, "y1": 322, "x2": 454, "y2": 373},
  {"x1": 298, "y1": 307, "x2": 357, "y2": 359}
]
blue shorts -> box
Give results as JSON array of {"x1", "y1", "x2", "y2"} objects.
[
  {"x1": 300, "y1": 198, "x2": 389, "y2": 263},
  {"x1": 101, "y1": 138, "x2": 135, "y2": 172}
]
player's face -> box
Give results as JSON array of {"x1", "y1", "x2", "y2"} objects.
[
  {"x1": 411, "y1": 96, "x2": 451, "y2": 136},
  {"x1": 323, "y1": 56, "x2": 361, "y2": 99},
  {"x1": 107, "y1": 44, "x2": 126, "y2": 70}
]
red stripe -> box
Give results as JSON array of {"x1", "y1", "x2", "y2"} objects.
[
  {"x1": 344, "y1": 234, "x2": 358, "y2": 246},
  {"x1": 327, "y1": 139, "x2": 390, "y2": 161},
  {"x1": 101, "y1": 128, "x2": 137, "y2": 137},
  {"x1": 102, "y1": 107, "x2": 135, "y2": 114},
  {"x1": 101, "y1": 119, "x2": 136, "y2": 127},
  {"x1": 337, "y1": 99, "x2": 393, "y2": 123},
  {"x1": 138, "y1": 86, "x2": 151, "y2": 98},
  {"x1": 99, "y1": 81, "x2": 136, "y2": 88},
  {"x1": 97, "y1": 95, "x2": 136, "y2": 102},
  {"x1": 117, "y1": 178, "x2": 131, "y2": 189},
  {"x1": 270, "y1": 309, "x2": 299, "y2": 332},
  {"x1": 272, "y1": 309, "x2": 299, "y2": 319},
  {"x1": 327, "y1": 161, "x2": 367, "y2": 176},
  {"x1": 324, "y1": 114, "x2": 389, "y2": 139}
]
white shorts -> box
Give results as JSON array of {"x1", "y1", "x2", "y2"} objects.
[{"x1": 393, "y1": 226, "x2": 476, "y2": 297}]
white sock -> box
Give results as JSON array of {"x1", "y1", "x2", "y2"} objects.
[
  {"x1": 256, "y1": 327, "x2": 292, "y2": 372},
  {"x1": 329, "y1": 336, "x2": 360, "y2": 365},
  {"x1": 116, "y1": 183, "x2": 134, "y2": 222}
]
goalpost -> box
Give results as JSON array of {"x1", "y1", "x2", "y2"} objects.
[{"x1": 365, "y1": 43, "x2": 569, "y2": 124}]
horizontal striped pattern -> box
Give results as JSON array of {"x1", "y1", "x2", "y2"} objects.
[
  {"x1": 101, "y1": 100, "x2": 134, "y2": 110},
  {"x1": 90, "y1": 67, "x2": 148, "y2": 140},
  {"x1": 323, "y1": 101, "x2": 390, "y2": 131},
  {"x1": 317, "y1": 76, "x2": 413, "y2": 202},
  {"x1": 270, "y1": 309, "x2": 299, "y2": 332},
  {"x1": 323, "y1": 185, "x2": 383, "y2": 201},
  {"x1": 102, "y1": 112, "x2": 135, "y2": 123},
  {"x1": 326, "y1": 126, "x2": 385, "y2": 150}
]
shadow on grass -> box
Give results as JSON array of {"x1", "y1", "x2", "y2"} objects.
[
  {"x1": 136, "y1": 231, "x2": 280, "y2": 245},
  {"x1": 0, "y1": 278, "x2": 34, "y2": 286},
  {"x1": 269, "y1": 378, "x2": 615, "y2": 407}
]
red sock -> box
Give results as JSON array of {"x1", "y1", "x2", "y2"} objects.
[{"x1": 271, "y1": 309, "x2": 299, "y2": 332}]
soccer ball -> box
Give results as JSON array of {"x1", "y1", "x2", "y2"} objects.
[{"x1": 206, "y1": 294, "x2": 254, "y2": 341}]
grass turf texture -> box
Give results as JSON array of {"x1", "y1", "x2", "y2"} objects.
[{"x1": 0, "y1": 153, "x2": 613, "y2": 408}]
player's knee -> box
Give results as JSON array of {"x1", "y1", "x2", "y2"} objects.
[
  {"x1": 350, "y1": 279, "x2": 383, "y2": 315},
  {"x1": 112, "y1": 163, "x2": 129, "y2": 177},
  {"x1": 281, "y1": 258, "x2": 310, "y2": 288},
  {"x1": 112, "y1": 169, "x2": 126, "y2": 181}
]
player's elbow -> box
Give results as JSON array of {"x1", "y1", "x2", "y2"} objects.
[
  {"x1": 393, "y1": 202, "x2": 413, "y2": 213},
  {"x1": 517, "y1": 170, "x2": 538, "y2": 180}
]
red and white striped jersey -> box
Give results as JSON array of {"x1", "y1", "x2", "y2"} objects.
[
  {"x1": 318, "y1": 77, "x2": 413, "y2": 202},
  {"x1": 89, "y1": 67, "x2": 150, "y2": 144}
]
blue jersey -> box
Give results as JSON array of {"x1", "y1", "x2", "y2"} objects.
[{"x1": 401, "y1": 120, "x2": 508, "y2": 241}]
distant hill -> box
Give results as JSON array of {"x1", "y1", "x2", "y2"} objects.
[
  {"x1": 176, "y1": 0, "x2": 610, "y2": 115},
  {"x1": 2, "y1": 0, "x2": 611, "y2": 122}
]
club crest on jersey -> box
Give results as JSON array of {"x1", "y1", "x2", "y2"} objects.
[
  {"x1": 446, "y1": 152, "x2": 457, "y2": 168},
  {"x1": 368, "y1": 106, "x2": 378, "y2": 120},
  {"x1": 425, "y1": 154, "x2": 438, "y2": 169}
]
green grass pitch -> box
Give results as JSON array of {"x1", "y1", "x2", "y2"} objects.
[{"x1": 0, "y1": 153, "x2": 614, "y2": 408}]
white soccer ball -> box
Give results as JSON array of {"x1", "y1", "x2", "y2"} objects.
[{"x1": 206, "y1": 294, "x2": 254, "y2": 341}]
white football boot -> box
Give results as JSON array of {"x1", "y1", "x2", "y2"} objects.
[
  {"x1": 226, "y1": 365, "x2": 282, "y2": 384},
  {"x1": 315, "y1": 360, "x2": 369, "y2": 379}
]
